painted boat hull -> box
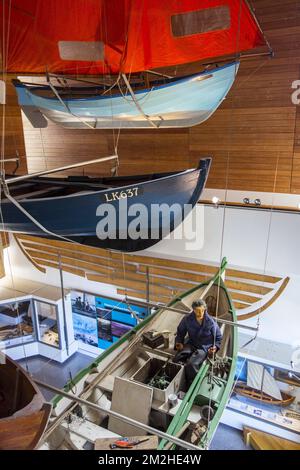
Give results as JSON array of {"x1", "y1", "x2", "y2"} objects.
[
  {"x1": 0, "y1": 158, "x2": 211, "y2": 252},
  {"x1": 13, "y1": 63, "x2": 238, "y2": 129},
  {"x1": 0, "y1": 356, "x2": 51, "y2": 449},
  {"x1": 235, "y1": 382, "x2": 295, "y2": 407},
  {"x1": 47, "y1": 259, "x2": 237, "y2": 450}
]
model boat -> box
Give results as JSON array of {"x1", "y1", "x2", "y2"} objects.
[
  {"x1": 0, "y1": 158, "x2": 211, "y2": 252},
  {"x1": 0, "y1": 355, "x2": 51, "y2": 449},
  {"x1": 13, "y1": 63, "x2": 238, "y2": 129},
  {"x1": 41, "y1": 258, "x2": 237, "y2": 450},
  {"x1": 235, "y1": 361, "x2": 295, "y2": 407},
  {"x1": 4, "y1": 1, "x2": 270, "y2": 129}
]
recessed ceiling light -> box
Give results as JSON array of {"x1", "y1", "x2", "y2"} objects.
[{"x1": 212, "y1": 196, "x2": 219, "y2": 204}]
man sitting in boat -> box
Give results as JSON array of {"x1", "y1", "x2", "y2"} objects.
[{"x1": 174, "y1": 299, "x2": 222, "y2": 385}]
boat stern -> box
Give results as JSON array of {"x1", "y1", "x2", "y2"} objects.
[{"x1": 12, "y1": 79, "x2": 48, "y2": 128}]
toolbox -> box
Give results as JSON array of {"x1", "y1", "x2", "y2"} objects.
[{"x1": 142, "y1": 331, "x2": 165, "y2": 349}]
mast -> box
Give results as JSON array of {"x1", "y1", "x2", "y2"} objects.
[
  {"x1": 244, "y1": 0, "x2": 273, "y2": 55},
  {"x1": 247, "y1": 361, "x2": 282, "y2": 400}
]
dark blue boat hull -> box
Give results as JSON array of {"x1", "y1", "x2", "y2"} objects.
[{"x1": 1, "y1": 159, "x2": 211, "y2": 252}]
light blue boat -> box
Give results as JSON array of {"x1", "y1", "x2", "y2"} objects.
[{"x1": 13, "y1": 62, "x2": 238, "y2": 129}]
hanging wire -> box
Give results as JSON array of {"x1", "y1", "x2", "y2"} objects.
[
  {"x1": 39, "y1": 126, "x2": 48, "y2": 173},
  {"x1": 204, "y1": 0, "x2": 242, "y2": 449},
  {"x1": 202, "y1": 2, "x2": 279, "y2": 448},
  {"x1": 0, "y1": 1, "x2": 102, "y2": 383},
  {"x1": 0, "y1": 0, "x2": 32, "y2": 371},
  {"x1": 202, "y1": 0, "x2": 275, "y2": 448}
]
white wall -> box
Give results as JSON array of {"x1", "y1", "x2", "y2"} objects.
[
  {"x1": 145, "y1": 205, "x2": 300, "y2": 276},
  {"x1": 6, "y1": 204, "x2": 300, "y2": 280},
  {"x1": 4, "y1": 235, "x2": 121, "y2": 300},
  {"x1": 201, "y1": 187, "x2": 300, "y2": 210}
]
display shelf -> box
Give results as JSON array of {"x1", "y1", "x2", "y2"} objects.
[{"x1": 228, "y1": 396, "x2": 300, "y2": 434}]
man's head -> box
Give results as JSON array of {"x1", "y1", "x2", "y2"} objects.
[{"x1": 192, "y1": 299, "x2": 207, "y2": 322}]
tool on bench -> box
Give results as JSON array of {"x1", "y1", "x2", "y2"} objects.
[{"x1": 110, "y1": 438, "x2": 150, "y2": 449}]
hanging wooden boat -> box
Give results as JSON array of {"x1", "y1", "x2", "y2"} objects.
[
  {"x1": 4, "y1": 1, "x2": 270, "y2": 129},
  {"x1": 0, "y1": 355, "x2": 51, "y2": 449},
  {"x1": 42, "y1": 258, "x2": 238, "y2": 450},
  {"x1": 234, "y1": 361, "x2": 295, "y2": 407},
  {"x1": 13, "y1": 63, "x2": 238, "y2": 129},
  {"x1": 0, "y1": 158, "x2": 211, "y2": 252}
]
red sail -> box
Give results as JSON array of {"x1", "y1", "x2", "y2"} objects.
[{"x1": 1, "y1": 0, "x2": 266, "y2": 75}]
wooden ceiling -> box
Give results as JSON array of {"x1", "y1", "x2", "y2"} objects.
[{"x1": 1, "y1": 0, "x2": 300, "y2": 194}]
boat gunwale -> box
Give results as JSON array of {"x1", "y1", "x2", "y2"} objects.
[
  {"x1": 158, "y1": 265, "x2": 238, "y2": 448},
  {"x1": 198, "y1": 274, "x2": 238, "y2": 447},
  {"x1": 14, "y1": 62, "x2": 238, "y2": 104},
  {"x1": 3, "y1": 162, "x2": 208, "y2": 203}
]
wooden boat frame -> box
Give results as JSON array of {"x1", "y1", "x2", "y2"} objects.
[{"x1": 0, "y1": 355, "x2": 51, "y2": 449}]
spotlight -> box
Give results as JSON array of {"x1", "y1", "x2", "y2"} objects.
[
  {"x1": 254, "y1": 199, "x2": 261, "y2": 206},
  {"x1": 212, "y1": 196, "x2": 220, "y2": 205},
  {"x1": 243, "y1": 198, "x2": 250, "y2": 204}
]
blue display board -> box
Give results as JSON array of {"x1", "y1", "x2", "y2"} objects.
[{"x1": 71, "y1": 291, "x2": 148, "y2": 350}]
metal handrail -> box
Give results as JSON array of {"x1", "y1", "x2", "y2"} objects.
[{"x1": 35, "y1": 379, "x2": 200, "y2": 451}]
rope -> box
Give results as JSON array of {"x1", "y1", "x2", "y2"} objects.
[
  {"x1": 68, "y1": 371, "x2": 77, "y2": 395},
  {"x1": 121, "y1": 252, "x2": 127, "y2": 297},
  {"x1": 0, "y1": 0, "x2": 30, "y2": 370},
  {"x1": 0, "y1": 178, "x2": 80, "y2": 244},
  {"x1": 204, "y1": 0, "x2": 243, "y2": 449},
  {"x1": 46, "y1": 76, "x2": 97, "y2": 130}
]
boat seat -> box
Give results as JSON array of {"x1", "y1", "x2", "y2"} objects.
[
  {"x1": 151, "y1": 398, "x2": 202, "y2": 424},
  {"x1": 218, "y1": 324, "x2": 230, "y2": 357},
  {"x1": 60, "y1": 418, "x2": 120, "y2": 450},
  {"x1": 14, "y1": 186, "x2": 62, "y2": 200},
  {"x1": 175, "y1": 300, "x2": 191, "y2": 312},
  {"x1": 98, "y1": 375, "x2": 115, "y2": 393}
]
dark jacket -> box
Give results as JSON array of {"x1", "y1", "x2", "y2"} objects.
[{"x1": 175, "y1": 311, "x2": 222, "y2": 353}]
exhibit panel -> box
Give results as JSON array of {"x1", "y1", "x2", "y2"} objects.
[
  {"x1": 71, "y1": 290, "x2": 148, "y2": 352},
  {"x1": 0, "y1": 299, "x2": 35, "y2": 347}
]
